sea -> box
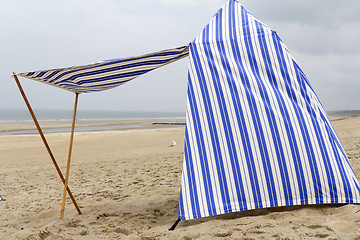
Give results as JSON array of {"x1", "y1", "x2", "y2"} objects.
[{"x1": 0, "y1": 108, "x2": 185, "y2": 122}]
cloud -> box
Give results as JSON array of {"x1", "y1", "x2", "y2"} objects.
[
  {"x1": 243, "y1": 0, "x2": 360, "y2": 26},
  {"x1": 157, "y1": 0, "x2": 224, "y2": 9},
  {"x1": 274, "y1": 21, "x2": 360, "y2": 56},
  {"x1": 292, "y1": 52, "x2": 360, "y2": 111}
]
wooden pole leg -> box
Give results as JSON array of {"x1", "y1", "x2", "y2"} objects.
[
  {"x1": 13, "y1": 73, "x2": 82, "y2": 216},
  {"x1": 60, "y1": 93, "x2": 79, "y2": 220}
]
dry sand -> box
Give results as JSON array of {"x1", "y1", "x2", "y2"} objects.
[{"x1": 0, "y1": 116, "x2": 360, "y2": 239}]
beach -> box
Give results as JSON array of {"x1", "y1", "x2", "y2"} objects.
[{"x1": 0, "y1": 115, "x2": 360, "y2": 239}]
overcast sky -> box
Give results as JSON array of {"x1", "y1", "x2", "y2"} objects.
[{"x1": 0, "y1": 0, "x2": 359, "y2": 112}]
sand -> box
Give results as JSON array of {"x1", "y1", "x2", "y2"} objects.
[{"x1": 0, "y1": 116, "x2": 360, "y2": 239}]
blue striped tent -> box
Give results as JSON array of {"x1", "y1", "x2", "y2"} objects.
[
  {"x1": 14, "y1": 0, "x2": 360, "y2": 222},
  {"x1": 178, "y1": 0, "x2": 360, "y2": 220},
  {"x1": 17, "y1": 45, "x2": 189, "y2": 93}
]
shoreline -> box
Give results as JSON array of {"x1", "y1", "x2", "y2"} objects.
[{"x1": 0, "y1": 118, "x2": 186, "y2": 136}]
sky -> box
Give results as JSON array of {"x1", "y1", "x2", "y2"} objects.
[{"x1": 0, "y1": 0, "x2": 359, "y2": 113}]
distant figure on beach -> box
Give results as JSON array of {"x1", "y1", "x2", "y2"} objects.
[{"x1": 169, "y1": 140, "x2": 177, "y2": 147}]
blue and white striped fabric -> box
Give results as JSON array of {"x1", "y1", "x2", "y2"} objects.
[
  {"x1": 178, "y1": 0, "x2": 360, "y2": 220},
  {"x1": 17, "y1": 45, "x2": 189, "y2": 93}
]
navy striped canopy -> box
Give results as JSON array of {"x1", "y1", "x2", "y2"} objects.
[
  {"x1": 178, "y1": 0, "x2": 360, "y2": 220},
  {"x1": 17, "y1": 45, "x2": 189, "y2": 93}
]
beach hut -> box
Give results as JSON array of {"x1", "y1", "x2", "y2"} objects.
[
  {"x1": 13, "y1": 0, "x2": 360, "y2": 224},
  {"x1": 176, "y1": 0, "x2": 360, "y2": 224}
]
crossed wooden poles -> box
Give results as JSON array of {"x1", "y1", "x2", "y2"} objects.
[{"x1": 13, "y1": 73, "x2": 81, "y2": 220}]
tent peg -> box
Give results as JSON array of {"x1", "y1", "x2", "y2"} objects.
[{"x1": 168, "y1": 217, "x2": 182, "y2": 231}]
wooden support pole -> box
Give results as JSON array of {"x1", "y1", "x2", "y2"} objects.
[
  {"x1": 60, "y1": 93, "x2": 79, "y2": 220},
  {"x1": 12, "y1": 73, "x2": 82, "y2": 215}
]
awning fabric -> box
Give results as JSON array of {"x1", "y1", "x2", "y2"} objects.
[
  {"x1": 178, "y1": 0, "x2": 360, "y2": 220},
  {"x1": 17, "y1": 45, "x2": 189, "y2": 93}
]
